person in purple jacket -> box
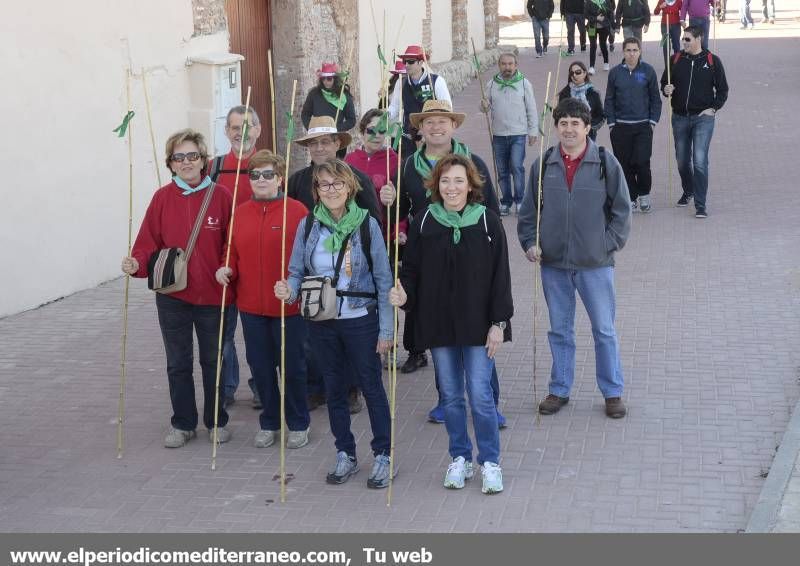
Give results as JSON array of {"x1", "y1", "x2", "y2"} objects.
[{"x1": 680, "y1": 0, "x2": 715, "y2": 50}]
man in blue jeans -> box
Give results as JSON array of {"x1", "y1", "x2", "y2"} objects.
[
  {"x1": 561, "y1": 0, "x2": 588, "y2": 54},
  {"x1": 480, "y1": 52, "x2": 539, "y2": 216},
  {"x1": 661, "y1": 25, "x2": 728, "y2": 217},
  {"x1": 527, "y1": 0, "x2": 555, "y2": 57},
  {"x1": 517, "y1": 98, "x2": 632, "y2": 419}
]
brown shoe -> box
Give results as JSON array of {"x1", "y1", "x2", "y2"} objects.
[
  {"x1": 538, "y1": 394, "x2": 569, "y2": 415},
  {"x1": 348, "y1": 388, "x2": 363, "y2": 414},
  {"x1": 605, "y1": 397, "x2": 627, "y2": 418}
]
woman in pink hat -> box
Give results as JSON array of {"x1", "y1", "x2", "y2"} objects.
[
  {"x1": 301, "y1": 62, "x2": 357, "y2": 158},
  {"x1": 378, "y1": 61, "x2": 406, "y2": 110}
]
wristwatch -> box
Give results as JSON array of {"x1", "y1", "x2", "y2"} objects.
[{"x1": 492, "y1": 321, "x2": 507, "y2": 331}]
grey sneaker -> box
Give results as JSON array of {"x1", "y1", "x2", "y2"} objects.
[
  {"x1": 286, "y1": 428, "x2": 310, "y2": 449},
  {"x1": 444, "y1": 456, "x2": 474, "y2": 489},
  {"x1": 367, "y1": 454, "x2": 396, "y2": 489},
  {"x1": 638, "y1": 195, "x2": 652, "y2": 213},
  {"x1": 631, "y1": 200, "x2": 639, "y2": 212},
  {"x1": 481, "y1": 462, "x2": 504, "y2": 494},
  {"x1": 164, "y1": 427, "x2": 196, "y2": 448},
  {"x1": 208, "y1": 427, "x2": 231, "y2": 444},
  {"x1": 499, "y1": 205, "x2": 511, "y2": 216},
  {"x1": 326, "y1": 451, "x2": 359, "y2": 484},
  {"x1": 254, "y1": 429, "x2": 277, "y2": 448}
]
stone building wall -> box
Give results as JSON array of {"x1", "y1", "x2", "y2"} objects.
[{"x1": 192, "y1": 0, "x2": 227, "y2": 36}]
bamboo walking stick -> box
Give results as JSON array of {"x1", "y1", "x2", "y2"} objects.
[
  {"x1": 268, "y1": 50, "x2": 278, "y2": 152},
  {"x1": 211, "y1": 87, "x2": 252, "y2": 471},
  {"x1": 117, "y1": 68, "x2": 135, "y2": 459},
  {"x1": 141, "y1": 68, "x2": 162, "y2": 187},
  {"x1": 471, "y1": 38, "x2": 502, "y2": 206},
  {"x1": 387, "y1": 91, "x2": 404, "y2": 507},
  {"x1": 279, "y1": 80, "x2": 299, "y2": 503},
  {"x1": 420, "y1": 45, "x2": 436, "y2": 100},
  {"x1": 550, "y1": 17, "x2": 567, "y2": 134},
  {"x1": 333, "y1": 42, "x2": 356, "y2": 127},
  {"x1": 666, "y1": 52, "x2": 674, "y2": 205}
]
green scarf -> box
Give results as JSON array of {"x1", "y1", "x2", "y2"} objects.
[
  {"x1": 321, "y1": 88, "x2": 346, "y2": 111},
  {"x1": 493, "y1": 70, "x2": 524, "y2": 90},
  {"x1": 413, "y1": 139, "x2": 472, "y2": 180},
  {"x1": 313, "y1": 200, "x2": 367, "y2": 252},
  {"x1": 427, "y1": 202, "x2": 486, "y2": 244}
]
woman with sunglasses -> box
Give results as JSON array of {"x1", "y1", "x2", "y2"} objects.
[
  {"x1": 121, "y1": 129, "x2": 234, "y2": 449},
  {"x1": 301, "y1": 63, "x2": 357, "y2": 158},
  {"x1": 215, "y1": 150, "x2": 311, "y2": 450},
  {"x1": 558, "y1": 61, "x2": 605, "y2": 140},
  {"x1": 274, "y1": 160, "x2": 396, "y2": 489}
]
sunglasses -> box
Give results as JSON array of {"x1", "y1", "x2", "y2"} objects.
[
  {"x1": 249, "y1": 170, "x2": 277, "y2": 181},
  {"x1": 322, "y1": 76, "x2": 335, "y2": 80},
  {"x1": 571, "y1": 69, "x2": 585, "y2": 75},
  {"x1": 402, "y1": 59, "x2": 420, "y2": 65},
  {"x1": 170, "y1": 152, "x2": 201, "y2": 163},
  {"x1": 682, "y1": 37, "x2": 694, "y2": 42},
  {"x1": 365, "y1": 127, "x2": 382, "y2": 136}
]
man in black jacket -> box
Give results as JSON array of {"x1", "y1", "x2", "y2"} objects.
[
  {"x1": 561, "y1": 0, "x2": 587, "y2": 55},
  {"x1": 661, "y1": 25, "x2": 728, "y2": 218},
  {"x1": 527, "y1": 0, "x2": 555, "y2": 57}
]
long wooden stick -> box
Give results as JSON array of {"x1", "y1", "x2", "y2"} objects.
[
  {"x1": 533, "y1": 72, "x2": 552, "y2": 424},
  {"x1": 141, "y1": 68, "x2": 162, "y2": 187},
  {"x1": 471, "y1": 38, "x2": 502, "y2": 206},
  {"x1": 666, "y1": 53, "x2": 674, "y2": 206},
  {"x1": 387, "y1": 88, "x2": 404, "y2": 507},
  {"x1": 268, "y1": 50, "x2": 278, "y2": 152},
  {"x1": 333, "y1": 42, "x2": 355, "y2": 127},
  {"x1": 549, "y1": 17, "x2": 566, "y2": 135},
  {"x1": 279, "y1": 80, "x2": 298, "y2": 503},
  {"x1": 211, "y1": 87, "x2": 252, "y2": 471},
  {"x1": 420, "y1": 44, "x2": 436, "y2": 100},
  {"x1": 117, "y1": 69, "x2": 135, "y2": 459}
]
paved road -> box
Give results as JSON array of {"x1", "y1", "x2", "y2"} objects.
[{"x1": 1, "y1": 16, "x2": 799, "y2": 532}]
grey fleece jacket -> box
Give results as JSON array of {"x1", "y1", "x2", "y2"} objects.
[
  {"x1": 517, "y1": 140, "x2": 631, "y2": 269},
  {"x1": 483, "y1": 76, "x2": 539, "y2": 137}
]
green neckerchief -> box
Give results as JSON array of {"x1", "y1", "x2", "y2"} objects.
[
  {"x1": 321, "y1": 88, "x2": 346, "y2": 111},
  {"x1": 313, "y1": 200, "x2": 368, "y2": 252},
  {"x1": 413, "y1": 139, "x2": 472, "y2": 181},
  {"x1": 427, "y1": 202, "x2": 486, "y2": 244},
  {"x1": 493, "y1": 70, "x2": 524, "y2": 90}
]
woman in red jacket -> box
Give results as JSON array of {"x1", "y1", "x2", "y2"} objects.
[
  {"x1": 655, "y1": 0, "x2": 683, "y2": 61},
  {"x1": 121, "y1": 129, "x2": 233, "y2": 449},
  {"x1": 216, "y1": 151, "x2": 311, "y2": 449}
]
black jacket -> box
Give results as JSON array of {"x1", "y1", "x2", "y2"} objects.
[
  {"x1": 585, "y1": 0, "x2": 616, "y2": 27},
  {"x1": 300, "y1": 87, "x2": 357, "y2": 132},
  {"x1": 527, "y1": 0, "x2": 555, "y2": 19},
  {"x1": 558, "y1": 84, "x2": 605, "y2": 131},
  {"x1": 400, "y1": 208, "x2": 513, "y2": 349},
  {"x1": 561, "y1": 0, "x2": 585, "y2": 15},
  {"x1": 660, "y1": 50, "x2": 729, "y2": 115},
  {"x1": 287, "y1": 164, "x2": 383, "y2": 224},
  {"x1": 615, "y1": 0, "x2": 650, "y2": 27}
]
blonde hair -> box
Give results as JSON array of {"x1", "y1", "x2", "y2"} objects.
[{"x1": 164, "y1": 129, "x2": 209, "y2": 175}]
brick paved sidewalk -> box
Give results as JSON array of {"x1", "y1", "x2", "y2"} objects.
[{"x1": 1, "y1": 20, "x2": 799, "y2": 533}]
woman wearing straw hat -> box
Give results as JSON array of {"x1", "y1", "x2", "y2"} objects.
[
  {"x1": 301, "y1": 63, "x2": 357, "y2": 158},
  {"x1": 275, "y1": 159, "x2": 396, "y2": 488}
]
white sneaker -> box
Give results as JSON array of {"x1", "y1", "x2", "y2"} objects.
[
  {"x1": 286, "y1": 428, "x2": 310, "y2": 449},
  {"x1": 588, "y1": 66, "x2": 596, "y2": 75},
  {"x1": 481, "y1": 462, "x2": 504, "y2": 494},
  {"x1": 209, "y1": 426, "x2": 231, "y2": 444},
  {"x1": 638, "y1": 194, "x2": 652, "y2": 213},
  {"x1": 443, "y1": 456, "x2": 474, "y2": 489},
  {"x1": 254, "y1": 429, "x2": 277, "y2": 448},
  {"x1": 604, "y1": 63, "x2": 610, "y2": 71},
  {"x1": 164, "y1": 427, "x2": 196, "y2": 448}
]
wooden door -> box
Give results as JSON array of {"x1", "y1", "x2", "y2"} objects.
[{"x1": 225, "y1": 0, "x2": 274, "y2": 150}]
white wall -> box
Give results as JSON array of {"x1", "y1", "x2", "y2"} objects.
[
  {"x1": 468, "y1": 0, "x2": 486, "y2": 51},
  {"x1": 498, "y1": 0, "x2": 528, "y2": 18},
  {"x1": 0, "y1": 0, "x2": 229, "y2": 317},
  {"x1": 429, "y1": 1, "x2": 453, "y2": 64}
]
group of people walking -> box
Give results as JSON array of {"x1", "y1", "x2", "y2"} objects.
[{"x1": 119, "y1": 22, "x2": 728, "y2": 496}]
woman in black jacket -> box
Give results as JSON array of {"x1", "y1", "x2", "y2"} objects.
[
  {"x1": 585, "y1": 0, "x2": 616, "y2": 73},
  {"x1": 389, "y1": 154, "x2": 513, "y2": 495},
  {"x1": 558, "y1": 61, "x2": 605, "y2": 140},
  {"x1": 301, "y1": 63, "x2": 357, "y2": 158}
]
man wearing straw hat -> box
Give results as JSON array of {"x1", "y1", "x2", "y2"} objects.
[
  {"x1": 394, "y1": 99, "x2": 506, "y2": 428},
  {"x1": 388, "y1": 45, "x2": 452, "y2": 157},
  {"x1": 287, "y1": 115, "x2": 383, "y2": 413}
]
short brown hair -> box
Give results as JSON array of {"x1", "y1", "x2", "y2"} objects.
[
  {"x1": 358, "y1": 108, "x2": 384, "y2": 134},
  {"x1": 164, "y1": 129, "x2": 209, "y2": 175},
  {"x1": 311, "y1": 159, "x2": 362, "y2": 203},
  {"x1": 249, "y1": 150, "x2": 286, "y2": 178},
  {"x1": 425, "y1": 154, "x2": 485, "y2": 205}
]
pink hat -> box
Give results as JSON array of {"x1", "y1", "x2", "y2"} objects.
[
  {"x1": 397, "y1": 45, "x2": 428, "y2": 62},
  {"x1": 390, "y1": 61, "x2": 407, "y2": 75},
  {"x1": 316, "y1": 62, "x2": 340, "y2": 77}
]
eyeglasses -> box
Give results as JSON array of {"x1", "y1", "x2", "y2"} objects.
[
  {"x1": 170, "y1": 152, "x2": 201, "y2": 163},
  {"x1": 317, "y1": 180, "x2": 347, "y2": 193},
  {"x1": 682, "y1": 37, "x2": 694, "y2": 42},
  {"x1": 571, "y1": 69, "x2": 585, "y2": 75},
  {"x1": 248, "y1": 170, "x2": 277, "y2": 181}
]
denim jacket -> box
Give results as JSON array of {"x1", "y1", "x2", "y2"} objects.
[{"x1": 286, "y1": 216, "x2": 394, "y2": 340}]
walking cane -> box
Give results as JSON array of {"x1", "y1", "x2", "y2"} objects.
[
  {"x1": 387, "y1": 92, "x2": 404, "y2": 507},
  {"x1": 278, "y1": 80, "x2": 299, "y2": 503},
  {"x1": 471, "y1": 38, "x2": 502, "y2": 206},
  {"x1": 268, "y1": 50, "x2": 278, "y2": 152},
  {"x1": 211, "y1": 88, "x2": 252, "y2": 471},
  {"x1": 116, "y1": 69, "x2": 135, "y2": 458},
  {"x1": 420, "y1": 45, "x2": 437, "y2": 100},
  {"x1": 141, "y1": 68, "x2": 162, "y2": 187},
  {"x1": 666, "y1": 49, "x2": 674, "y2": 206},
  {"x1": 333, "y1": 43, "x2": 356, "y2": 127}
]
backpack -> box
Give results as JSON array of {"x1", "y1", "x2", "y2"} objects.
[{"x1": 208, "y1": 155, "x2": 244, "y2": 182}]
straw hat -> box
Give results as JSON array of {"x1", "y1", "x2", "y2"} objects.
[
  {"x1": 408, "y1": 100, "x2": 466, "y2": 129},
  {"x1": 294, "y1": 116, "x2": 352, "y2": 147}
]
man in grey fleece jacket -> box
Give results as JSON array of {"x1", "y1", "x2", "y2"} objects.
[{"x1": 517, "y1": 98, "x2": 632, "y2": 419}]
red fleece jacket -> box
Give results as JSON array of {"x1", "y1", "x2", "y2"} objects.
[
  {"x1": 655, "y1": 0, "x2": 682, "y2": 25},
  {"x1": 215, "y1": 151, "x2": 254, "y2": 207},
  {"x1": 226, "y1": 197, "x2": 308, "y2": 317},
  {"x1": 345, "y1": 148, "x2": 408, "y2": 238},
  {"x1": 131, "y1": 181, "x2": 234, "y2": 306}
]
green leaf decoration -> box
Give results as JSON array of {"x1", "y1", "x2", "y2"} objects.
[
  {"x1": 285, "y1": 111, "x2": 295, "y2": 143},
  {"x1": 377, "y1": 45, "x2": 388, "y2": 66},
  {"x1": 112, "y1": 111, "x2": 135, "y2": 137}
]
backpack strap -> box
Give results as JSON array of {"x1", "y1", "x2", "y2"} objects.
[
  {"x1": 208, "y1": 155, "x2": 225, "y2": 182},
  {"x1": 672, "y1": 51, "x2": 682, "y2": 65},
  {"x1": 707, "y1": 51, "x2": 714, "y2": 67},
  {"x1": 598, "y1": 146, "x2": 607, "y2": 180}
]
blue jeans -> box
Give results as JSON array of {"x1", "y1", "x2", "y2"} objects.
[
  {"x1": 565, "y1": 13, "x2": 586, "y2": 51},
  {"x1": 762, "y1": 0, "x2": 775, "y2": 19},
  {"x1": 689, "y1": 16, "x2": 711, "y2": 50},
  {"x1": 434, "y1": 363, "x2": 501, "y2": 406},
  {"x1": 155, "y1": 294, "x2": 228, "y2": 430},
  {"x1": 532, "y1": 17, "x2": 550, "y2": 54},
  {"x1": 540, "y1": 266, "x2": 624, "y2": 399},
  {"x1": 431, "y1": 346, "x2": 500, "y2": 465},
  {"x1": 240, "y1": 312, "x2": 310, "y2": 431},
  {"x1": 308, "y1": 311, "x2": 390, "y2": 458},
  {"x1": 493, "y1": 135, "x2": 527, "y2": 207},
  {"x1": 672, "y1": 113, "x2": 715, "y2": 210},
  {"x1": 221, "y1": 305, "x2": 240, "y2": 398},
  {"x1": 740, "y1": 0, "x2": 754, "y2": 25}
]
